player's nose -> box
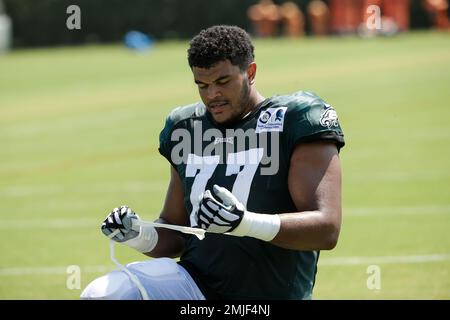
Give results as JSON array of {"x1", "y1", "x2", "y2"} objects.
[{"x1": 206, "y1": 84, "x2": 221, "y2": 100}]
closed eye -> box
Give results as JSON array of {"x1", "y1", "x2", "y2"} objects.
[
  {"x1": 216, "y1": 79, "x2": 229, "y2": 86},
  {"x1": 194, "y1": 76, "x2": 230, "y2": 89}
]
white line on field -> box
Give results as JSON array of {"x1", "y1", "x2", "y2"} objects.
[
  {"x1": 319, "y1": 253, "x2": 450, "y2": 266},
  {"x1": 1, "y1": 254, "x2": 449, "y2": 276},
  {"x1": 3, "y1": 218, "x2": 97, "y2": 229},
  {"x1": 1, "y1": 181, "x2": 167, "y2": 197},
  {"x1": 344, "y1": 205, "x2": 450, "y2": 216},
  {"x1": 0, "y1": 265, "x2": 114, "y2": 276}
]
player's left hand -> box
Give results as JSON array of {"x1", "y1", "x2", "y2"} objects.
[
  {"x1": 101, "y1": 205, "x2": 139, "y2": 242},
  {"x1": 194, "y1": 185, "x2": 245, "y2": 234}
]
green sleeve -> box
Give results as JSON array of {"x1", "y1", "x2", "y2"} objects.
[
  {"x1": 158, "y1": 103, "x2": 205, "y2": 166},
  {"x1": 158, "y1": 115, "x2": 175, "y2": 164}
]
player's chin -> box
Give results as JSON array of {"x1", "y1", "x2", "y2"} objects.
[{"x1": 210, "y1": 112, "x2": 232, "y2": 124}]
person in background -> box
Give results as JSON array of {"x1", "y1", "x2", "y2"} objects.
[
  {"x1": 423, "y1": 0, "x2": 450, "y2": 30},
  {"x1": 247, "y1": 0, "x2": 282, "y2": 37},
  {"x1": 307, "y1": 0, "x2": 331, "y2": 36},
  {"x1": 329, "y1": 0, "x2": 363, "y2": 34},
  {"x1": 280, "y1": 1, "x2": 305, "y2": 37}
]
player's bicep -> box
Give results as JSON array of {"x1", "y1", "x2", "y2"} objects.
[
  {"x1": 288, "y1": 141, "x2": 342, "y2": 223},
  {"x1": 159, "y1": 166, "x2": 189, "y2": 226}
]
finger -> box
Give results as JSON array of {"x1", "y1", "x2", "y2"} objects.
[
  {"x1": 113, "y1": 210, "x2": 123, "y2": 226},
  {"x1": 203, "y1": 190, "x2": 227, "y2": 211},
  {"x1": 198, "y1": 206, "x2": 214, "y2": 227},
  {"x1": 122, "y1": 213, "x2": 137, "y2": 229},
  {"x1": 115, "y1": 232, "x2": 124, "y2": 241},
  {"x1": 203, "y1": 199, "x2": 223, "y2": 212},
  {"x1": 218, "y1": 208, "x2": 240, "y2": 222},
  {"x1": 207, "y1": 224, "x2": 232, "y2": 234},
  {"x1": 120, "y1": 206, "x2": 128, "y2": 216},
  {"x1": 102, "y1": 227, "x2": 118, "y2": 240},
  {"x1": 107, "y1": 229, "x2": 121, "y2": 239},
  {"x1": 101, "y1": 224, "x2": 111, "y2": 235},
  {"x1": 111, "y1": 207, "x2": 120, "y2": 217},
  {"x1": 203, "y1": 190, "x2": 213, "y2": 200},
  {"x1": 107, "y1": 215, "x2": 115, "y2": 225},
  {"x1": 201, "y1": 222, "x2": 209, "y2": 230},
  {"x1": 205, "y1": 198, "x2": 226, "y2": 213},
  {"x1": 213, "y1": 185, "x2": 239, "y2": 207},
  {"x1": 199, "y1": 213, "x2": 211, "y2": 226},
  {"x1": 212, "y1": 215, "x2": 233, "y2": 226},
  {"x1": 200, "y1": 204, "x2": 215, "y2": 220},
  {"x1": 204, "y1": 189, "x2": 225, "y2": 205}
]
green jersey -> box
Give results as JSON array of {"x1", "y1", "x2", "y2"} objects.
[{"x1": 158, "y1": 91, "x2": 345, "y2": 299}]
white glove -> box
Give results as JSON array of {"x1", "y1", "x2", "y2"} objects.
[
  {"x1": 194, "y1": 185, "x2": 281, "y2": 241},
  {"x1": 101, "y1": 205, "x2": 158, "y2": 253}
]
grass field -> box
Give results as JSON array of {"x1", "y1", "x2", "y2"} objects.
[{"x1": 1, "y1": 31, "x2": 449, "y2": 299}]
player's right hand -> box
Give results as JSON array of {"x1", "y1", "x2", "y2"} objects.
[{"x1": 101, "y1": 205, "x2": 139, "y2": 242}]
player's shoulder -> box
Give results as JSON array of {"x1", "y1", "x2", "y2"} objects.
[
  {"x1": 159, "y1": 102, "x2": 206, "y2": 161},
  {"x1": 269, "y1": 90, "x2": 329, "y2": 112},
  {"x1": 270, "y1": 91, "x2": 340, "y2": 127},
  {"x1": 159, "y1": 102, "x2": 206, "y2": 150},
  {"x1": 264, "y1": 91, "x2": 344, "y2": 148},
  {"x1": 164, "y1": 102, "x2": 206, "y2": 129}
]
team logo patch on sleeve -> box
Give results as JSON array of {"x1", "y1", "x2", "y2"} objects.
[
  {"x1": 256, "y1": 107, "x2": 287, "y2": 133},
  {"x1": 320, "y1": 106, "x2": 339, "y2": 129}
]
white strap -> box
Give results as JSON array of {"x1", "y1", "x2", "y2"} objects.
[
  {"x1": 105, "y1": 220, "x2": 208, "y2": 300},
  {"x1": 109, "y1": 238, "x2": 150, "y2": 300},
  {"x1": 132, "y1": 219, "x2": 207, "y2": 240}
]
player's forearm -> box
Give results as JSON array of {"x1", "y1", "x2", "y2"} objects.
[
  {"x1": 143, "y1": 219, "x2": 186, "y2": 258},
  {"x1": 270, "y1": 210, "x2": 341, "y2": 251},
  {"x1": 144, "y1": 229, "x2": 185, "y2": 258}
]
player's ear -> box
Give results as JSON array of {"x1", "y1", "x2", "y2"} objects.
[{"x1": 246, "y1": 62, "x2": 257, "y2": 85}]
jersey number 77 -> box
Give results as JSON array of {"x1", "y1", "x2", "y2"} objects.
[{"x1": 186, "y1": 148, "x2": 264, "y2": 226}]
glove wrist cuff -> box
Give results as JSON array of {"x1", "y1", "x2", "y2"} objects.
[
  {"x1": 231, "y1": 211, "x2": 281, "y2": 241},
  {"x1": 123, "y1": 225, "x2": 158, "y2": 253}
]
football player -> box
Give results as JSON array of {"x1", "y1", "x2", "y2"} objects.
[{"x1": 82, "y1": 25, "x2": 344, "y2": 300}]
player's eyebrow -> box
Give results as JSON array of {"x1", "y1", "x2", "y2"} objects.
[{"x1": 194, "y1": 75, "x2": 230, "y2": 85}]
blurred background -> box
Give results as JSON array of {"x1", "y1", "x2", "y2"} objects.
[{"x1": 0, "y1": 0, "x2": 449, "y2": 299}]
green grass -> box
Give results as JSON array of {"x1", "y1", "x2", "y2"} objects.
[{"x1": 1, "y1": 31, "x2": 450, "y2": 299}]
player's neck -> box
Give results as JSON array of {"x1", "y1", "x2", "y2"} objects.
[
  {"x1": 243, "y1": 90, "x2": 265, "y2": 118},
  {"x1": 253, "y1": 90, "x2": 266, "y2": 107}
]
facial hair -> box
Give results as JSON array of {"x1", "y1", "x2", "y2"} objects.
[{"x1": 236, "y1": 77, "x2": 252, "y2": 119}]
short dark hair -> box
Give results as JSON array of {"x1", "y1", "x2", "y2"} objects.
[{"x1": 187, "y1": 25, "x2": 255, "y2": 71}]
